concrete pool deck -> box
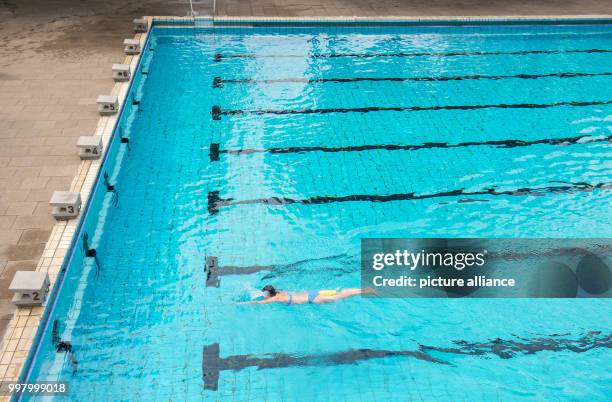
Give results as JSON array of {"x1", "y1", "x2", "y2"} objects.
[
  {"x1": 215, "y1": 0, "x2": 612, "y2": 17},
  {"x1": 0, "y1": 0, "x2": 611, "y2": 396}
]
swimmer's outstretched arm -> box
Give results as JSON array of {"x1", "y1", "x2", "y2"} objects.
[{"x1": 240, "y1": 297, "x2": 277, "y2": 305}]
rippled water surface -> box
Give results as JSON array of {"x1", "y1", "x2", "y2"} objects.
[{"x1": 25, "y1": 24, "x2": 612, "y2": 401}]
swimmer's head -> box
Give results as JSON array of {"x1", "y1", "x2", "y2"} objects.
[{"x1": 262, "y1": 285, "x2": 277, "y2": 298}]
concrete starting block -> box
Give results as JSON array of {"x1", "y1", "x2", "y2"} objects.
[
  {"x1": 133, "y1": 18, "x2": 148, "y2": 33},
  {"x1": 76, "y1": 136, "x2": 103, "y2": 159},
  {"x1": 96, "y1": 95, "x2": 118, "y2": 115},
  {"x1": 49, "y1": 191, "x2": 81, "y2": 220},
  {"x1": 9, "y1": 271, "x2": 50, "y2": 307},
  {"x1": 123, "y1": 38, "x2": 141, "y2": 55},
  {"x1": 112, "y1": 64, "x2": 131, "y2": 82}
]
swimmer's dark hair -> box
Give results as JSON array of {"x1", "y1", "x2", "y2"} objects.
[{"x1": 262, "y1": 285, "x2": 277, "y2": 297}]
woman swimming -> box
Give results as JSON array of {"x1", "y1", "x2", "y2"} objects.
[{"x1": 246, "y1": 285, "x2": 375, "y2": 305}]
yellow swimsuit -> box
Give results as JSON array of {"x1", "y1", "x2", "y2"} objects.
[{"x1": 307, "y1": 289, "x2": 338, "y2": 303}]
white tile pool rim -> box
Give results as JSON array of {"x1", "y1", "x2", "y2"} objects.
[
  {"x1": 1, "y1": 14, "x2": 611, "y2": 400},
  {"x1": 166, "y1": 15, "x2": 612, "y2": 25}
]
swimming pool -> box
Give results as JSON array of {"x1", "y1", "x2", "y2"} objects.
[{"x1": 22, "y1": 21, "x2": 612, "y2": 400}]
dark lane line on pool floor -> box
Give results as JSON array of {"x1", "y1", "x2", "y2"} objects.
[
  {"x1": 211, "y1": 100, "x2": 612, "y2": 120},
  {"x1": 202, "y1": 343, "x2": 448, "y2": 390},
  {"x1": 204, "y1": 247, "x2": 612, "y2": 288},
  {"x1": 208, "y1": 134, "x2": 612, "y2": 162},
  {"x1": 204, "y1": 256, "x2": 273, "y2": 287},
  {"x1": 202, "y1": 331, "x2": 611, "y2": 390},
  {"x1": 212, "y1": 72, "x2": 612, "y2": 87},
  {"x1": 213, "y1": 48, "x2": 612, "y2": 61},
  {"x1": 204, "y1": 254, "x2": 351, "y2": 287},
  {"x1": 207, "y1": 181, "x2": 612, "y2": 215}
]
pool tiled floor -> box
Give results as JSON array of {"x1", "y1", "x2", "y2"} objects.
[{"x1": 0, "y1": 0, "x2": 611, "y2": 399}]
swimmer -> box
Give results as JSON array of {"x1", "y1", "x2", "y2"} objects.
[{"x1": 245, "y1": 285, "x2": 375, "y2": 305}]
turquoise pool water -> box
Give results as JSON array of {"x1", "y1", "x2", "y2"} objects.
[{"x1": 23, "y1": 23, "x2": 612, "y2": 400}]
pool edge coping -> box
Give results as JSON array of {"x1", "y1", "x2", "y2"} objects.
[
  {"x1": 1, "y1": 13, "x2": 612, "y2": 400},
  {"x1": 155, "y1": 14, "x2": 612, "y2": 26}
]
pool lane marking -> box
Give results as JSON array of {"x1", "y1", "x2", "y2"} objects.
[
  {"x1": 211, "y1": 100, "x2": 612, "y2": 120},
  {"x1": 209, "y1": 134, "x2": 612, "y2": 162},
  {"x1": 202, "y1": 343, "x2": 449, "y2": 390},
  {"x1": 204, "y1": 254, "x2": 349, "y2": 287},
  {"x1": 209, "y1": 143, "x2": 220, "y2": 161},
  {"x1": 421, "y1": 331, "x2": 612, "y2": 360},
  {"x1": 204, "y1": 256, "x2": 273, "y2": 287},
  {"x1": 202, "y1": 331, "x2": 611, "y2": 391},
  {"x1": 205, "y1": 247, "x2": 612, "y2": 286},
  {"x1": 213, "y1": 72, "x2": 612, "y2": 87},
  {"x1": 207, "y1": 181, "x2": 612, "y2": 215},
  {"x1": 213, "y1": 48, "x2": 612, "y2": 62}
]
